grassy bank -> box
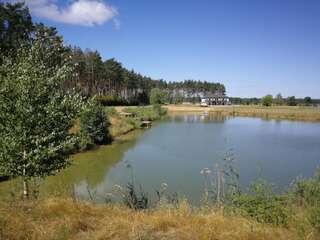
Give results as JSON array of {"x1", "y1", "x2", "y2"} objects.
[
  {"x1": 1, "y1": 170, "x2": 319, "y2": 239},
  {"x1": 107, "y1": 105, "x2": 167, "y2": 138},
  {"x1": 164, "y1": 105, "x2": 320, "y2": 122},
  {"x1": 0, "y1": 198, "x2": 300, "y2": 240}
]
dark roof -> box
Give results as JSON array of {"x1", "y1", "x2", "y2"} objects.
[{"x1": 202, "y1": 94, "x2": 228, "y2": 98}]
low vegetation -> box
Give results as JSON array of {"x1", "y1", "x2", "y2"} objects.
[
  {"x1": 108, "y1": 105, "x2": 167, "y2": 137},
  {"x1": 0, "y1": 198, "x2": 297, "y2": 240},
  {"x1": 165, "y1": 105, "x2": 320, "y2": 122}
]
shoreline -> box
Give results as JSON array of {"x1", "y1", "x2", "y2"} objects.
[{"x1": 163, "y1": 104, "x2": 320, "y2": 122}]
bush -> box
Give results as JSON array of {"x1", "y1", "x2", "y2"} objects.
[
  {"x1": 292, "y1": 170, "x2": 320, "y2": 207},
  {"x1": 149, "y1": 88, "x2": 169, "y2": 105},
  {"x1": 308, "y1": 207, "x2": 320, "y2": 232},
  {"x1": 79, "y1": 102, "x2": 111, "y2": 149},
  {"x1": 304, "y1": 97, "x2": 312, "y2": 106},
  {"x1": 153, "y1": 104, "x2": 167, "y2": 116},
  {"x1": 287, "y1": 96, "x2": 297, "y2": 106},
  {"x1": 261, "y1": 95, "x2": 273, "y2": 107},
  {"x1": 95, "y1": 95, "x2": 128, "y2": 106},
  {"x1": 171, "y1": 93, "x2": 184, "y2": 104},
  {"x1": 232, "y1": 180, "x2": 291, "y2": 226},
  {"x1": 127, "y1": 92, "x2": 149, "y2": 105},
  {"x1": 123, "y1": 105, "x2": 167, "y2": 121}
]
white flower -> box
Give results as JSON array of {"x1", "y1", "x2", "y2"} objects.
[
  {"x1": 200, "y1": 168, "x2": 211, "y2": 175},
  {"x1": 161, "y1": 182, "x2": 168, "y2": 190}
]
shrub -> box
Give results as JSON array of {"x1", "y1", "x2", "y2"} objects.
[
  {"x1": 232, "y1": 180, "x2": 291, "y2": 226},
  {"x1": 304, "y1": 97, "x2": 312, "y2": 106},
  {"x1": 261, "y1": 95, "x2": 273, "y2": 107},
  {"x1": 149, "y1": 88, "x2": 169, "y2": 105},
  {"x1": 292, "y1": 170, "x2": 320, "y2": 207},
  {"x1": 153, "y1": 104, "x2": 167, "y2": 116},
  {"x1": 95, "y1": 95, "x2": 128, "y2": 106},
  {"x1": 79, "y1": 102, "x2": 111, "y2": 149},
  {"x1": 123, "y1": 105, "x2": 166, "y2": 121},
  {"x1": 287, "y1": 96, "x2": 297, "y2": 106},
  {"x1": 171, "y1": 93, "x2": 184, "y2": 104},
  {"x1": 308, "y1": 206, "x2": 320, "y2": 233}
]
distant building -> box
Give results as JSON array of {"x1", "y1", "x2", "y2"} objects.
[{"x1": 201, "y1": 93, "x2": 231, "y2": 106}]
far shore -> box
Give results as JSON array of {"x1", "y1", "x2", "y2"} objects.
[{"x1": 163, "y1": 104, "x2": 320, "y2": 122}]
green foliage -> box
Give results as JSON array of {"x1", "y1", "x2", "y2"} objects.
[
  {"x1": 0, "y1": 28, "x2": 83, "y2": 180},
  {"x1": 95, "y1": 95, "x2": 128, "y2": 106},
  {"x1": 153, "y1": 104, "x2": 167, "y2": 116},
  {"x1": 274, "y1": 93, "x2": 284, "y2": 105},
  {"x1": 308, "y1": 207, "x2": 320, "y2": 232},
  {"x1": 232, "y1": 180, "x2": 291, "y2": 226},
  {"x1": 123, "y1": 105, "x2": 167, "y2": 121},
  {"x1": 149, "y1": 88, "x2": 169, "y2": 105},
  {"x1": 304, "y1": 96, "x2": 312, "y2": 106},
  {"x1": 292, "y1": 170, "x2": 320, "y2": 207},
  {"x1": 287, "y1": 96, "x2": 297, "y2": 106},
  {"x1": 0, "y1": 2, "x2": 33, "y2": 59},
  {"x1": 171, "y1": 93, "x2": 184, "y2": 104},
  {"x1": 79, "y1": 101, "x2": 111, "y2": 149},
  {"x1": 261, "y1": 95, "x2": 273, "y2": 107},
  {"x1": 104, "y1": 107, "x2": 118, "y2": 117}
]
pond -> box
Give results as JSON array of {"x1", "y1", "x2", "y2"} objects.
[{"x1": 1, "y1": 112, "x2": 320, "y2": 204}]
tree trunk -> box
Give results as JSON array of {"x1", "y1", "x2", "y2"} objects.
[
  {"x1": 23, "y1": 151, "x2": 29, "y2": 199},
  {"x1": 23, "y1": 177, "x2": 29, "y2": 199}
]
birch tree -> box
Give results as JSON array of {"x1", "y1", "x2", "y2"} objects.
[{"x1": 0, "y1": 28, "x2": 83, "y2": 198}]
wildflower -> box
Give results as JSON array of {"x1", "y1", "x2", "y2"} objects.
[
  {"x1": 161, "y1": 182, "x2": 168, "y2": 190},
  {"x1": 200, "y1": 168, "x2": 211, "y2": 175}
]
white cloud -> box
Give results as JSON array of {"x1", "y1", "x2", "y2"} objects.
[{"x1": 23, "y1": 0, "x2": 118, "y2": 27}]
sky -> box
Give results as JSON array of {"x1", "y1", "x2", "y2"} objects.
[{"x1": 7, "y1": 0, "x2": 320, "y2": 98}]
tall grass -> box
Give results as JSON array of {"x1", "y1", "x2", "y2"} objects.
[{"x1": 0, "y1": 198, "x2": 298, "y2": 240}]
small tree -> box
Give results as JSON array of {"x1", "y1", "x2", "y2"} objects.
[
  {"x1": 79, "y1": 100, "x2": 111, "y2": 148},
  {"x1": 172, "y1": 93, "x2": 184, "y2": 104},
  {"x1": 287, "y1": 96, "x2": 297, "y2": 106},
  {"x1": 274, "y1": 93, "x2": 283, "y2": 106},
  {"x1": 149, "y1": 88, "x2": 168, "y2": 105},
  {"x1": 304, "y1": 96, "x2": 312, "y2": 106},
  {"x1": 261, "y1": 95, "x2": 273, "y2": 107},
  {"x1": 0, "y1": 30, "x2": 83, "y2": 198}
]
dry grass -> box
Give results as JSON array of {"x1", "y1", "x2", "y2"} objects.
[
  {"x1": 0, "y1": 198, "x2": 304, "y2": 240},
  {"x1": 164, "y1": 105, "x2": 320, "y2": 122}
]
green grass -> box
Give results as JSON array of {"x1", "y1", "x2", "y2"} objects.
[{"x1": 109, "y1": 105, "x2": 167, "y2": 138}]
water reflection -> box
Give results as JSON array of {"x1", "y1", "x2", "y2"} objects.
[
  {"x1": 1, "y1": 113, "x2": 320, "y2": 204},
  {"x1": 170, "y1": 112, "x2": 232, "y2": 123}
]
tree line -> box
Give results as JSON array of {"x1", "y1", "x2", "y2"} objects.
[{"x1": 231, "y1": 94, "x2": 319, "y2": 107}]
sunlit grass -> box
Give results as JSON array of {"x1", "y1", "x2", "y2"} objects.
[{"x1": 0, "y1": 198, "x2": 301, "y2": 240}]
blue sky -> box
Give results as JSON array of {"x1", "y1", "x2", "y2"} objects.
[{"x1": 13, "y1": 0, "x2": 320, "y2": 98}]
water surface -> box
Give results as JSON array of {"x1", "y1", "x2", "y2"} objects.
[{"x1": 1, "y1": 113, "x2": 320, "y2": 203}]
